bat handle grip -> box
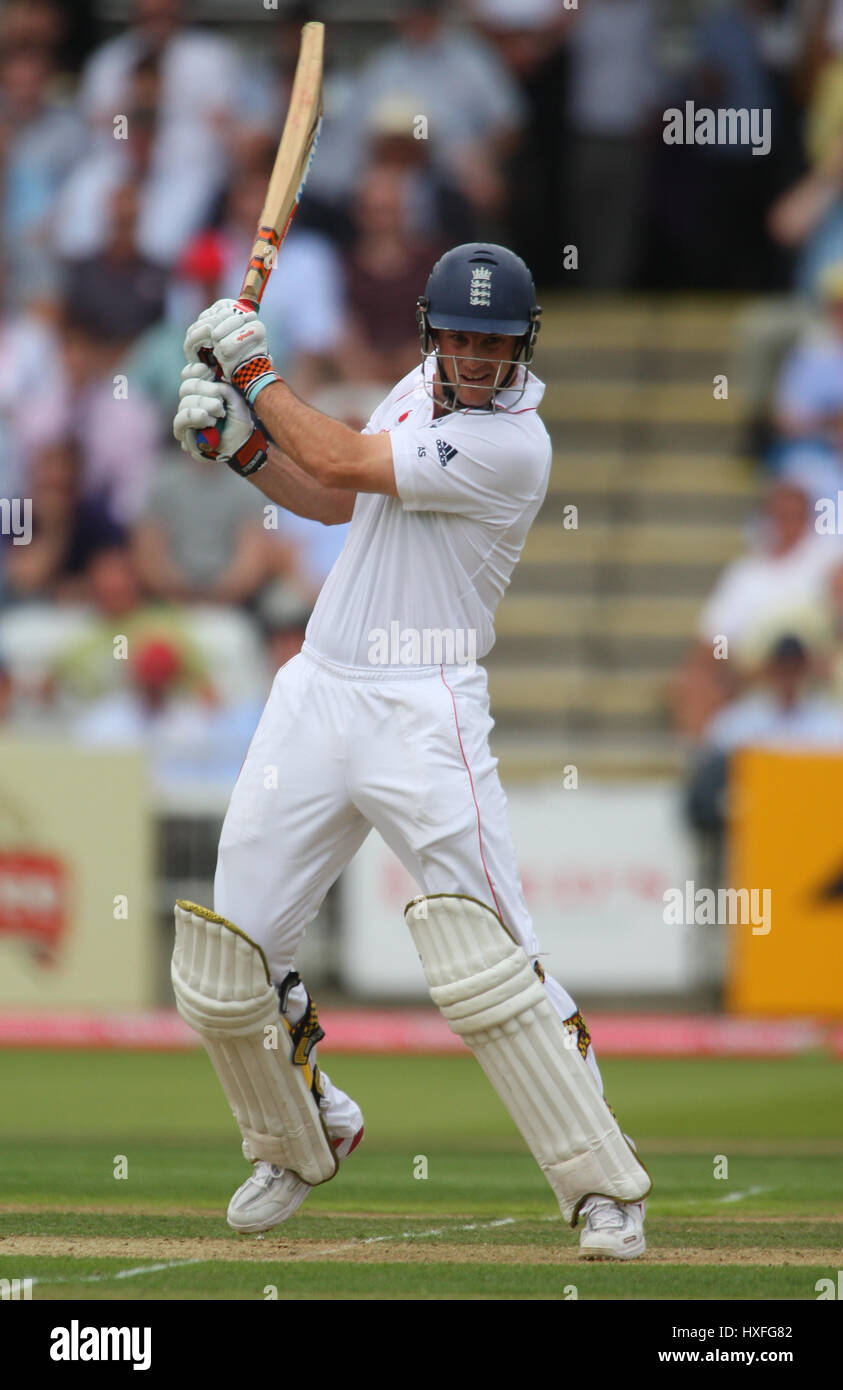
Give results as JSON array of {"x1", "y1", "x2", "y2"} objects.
[{"x1": 236, "y1": 295, "x2": 259, "y2": 314}]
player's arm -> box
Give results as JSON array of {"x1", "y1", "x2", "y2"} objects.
[
  {"x1": 249, "y1": 442, "x2": 357, "y2": 524},
  {"x1": 210, "y1": 306, "x2": 397, "y2": 497},
  {"x1": 251, "y1": 381, "x2": 396, "y2": 496}
]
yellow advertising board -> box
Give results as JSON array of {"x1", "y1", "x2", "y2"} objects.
[
  {"x1": 0, "y1": 737, "x2": 153, "y2": 1008},
  {"x1": 726, "y1": 748, "x2": 843, "y2": 1016}
]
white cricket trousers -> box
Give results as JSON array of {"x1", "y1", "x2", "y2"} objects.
[{"x1": 214, "y1": 643, "x2": 604, "y2": 1136}]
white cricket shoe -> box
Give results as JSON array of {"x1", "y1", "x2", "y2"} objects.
[
  {"x1": 578, "y1": 1195, "x2": 646, "y2": 1260},
  {"x1": 227, "y1": 1127, "x2": 363, "y2": 1235}
]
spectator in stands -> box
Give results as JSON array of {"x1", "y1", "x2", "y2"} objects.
[
  {"x1": 687, "y1": 0, "x2": 781, "y2": 291},
  {"x1": 314, "y1": 0, "x2": 525, "y2": 226},
  {"x1": 671, "y1": 479, "x2": 843, "y2": 739},
  {"x1": 61, "y1": 182, "x2": 168, "y2": 344},
  {"x1": 565, "y1": 0, "x2": 659, "y2": 289},
  {"x1": 2, "y1": 441, "x2": 125, "y2": 604},
  {"x1": 706, "y1": 632, "x2": 843, "y2": 751},
  {"x1": 77, "y1": 0, "x2": 241, "y2": 148},
  {"x1": 171, "y1": 138, "x2": 346, "y2": 399},
  {"x1": 0, "y1": 36, "x2": 84, "y2": 308},
  {"x1": 472, "y1": 0, "x2": 575, "y2": 285},
  {"x1": 684, "y1": 630, "x2": 843, "y2": 848},
  {"x1": 0, "y1": 0, "x2": 91, "y2": 79},
  {"x1": 51, "y1": 319, "x2": 160, "y2": 527},
  {"x1": 699, "y1": 480, "x2": 842, "y2": 657},
  {"x1": 774, "y1": 261, "x2": 843, "y2": 439},
  {"x1": 55, "y1": 50, "x2": 220, "y2": 266},
  {"x1": 363, "y1": 97, "x2": 475, "y2": 247},
  {"x1": 51, "y1": 545, "x2": 209, "y2": 709},
  {"x1": 72, "y1": 634, "x2": 260, "y2": 792},
  {"x1": 802, "y1": 0, "x2": 843, "y2": 170},
  {"x1": 0, "y1": 262, "x2": 65, "y2": 497},
  {"x1": 131, "y1": 445, "x2": 272, "y2": 607},
  {"x1": 341, "y1": 162, "x2": 444, "y2": 385},
  {"x1": 766, "y1": 262, "x2": 843, "y2": 499},
  {"x1": 768, "y1": 130, "x2": 843, "y2": 296}
]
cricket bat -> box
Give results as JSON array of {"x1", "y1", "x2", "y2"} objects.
[
  {"x1": 196, "y1": 20, "x2": 324, "y2": 454},
  {"x1": 236, "y1": 19, "x2": 324, "y2": 311}
]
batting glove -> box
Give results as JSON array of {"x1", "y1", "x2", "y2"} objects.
[
  {"x1": 211, "y1": 304, "x2": 283, "y2": 406},
  {"x1": 183, "y1": 298, "x2": 240, "y2": 366},
  {"x1": 174, "y1": 365, "x2": 268, "y2": 477}
]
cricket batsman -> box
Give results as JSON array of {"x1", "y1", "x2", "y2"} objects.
[{"x1": 171, "y1": 243, "x2": 651, "y2": 1259}]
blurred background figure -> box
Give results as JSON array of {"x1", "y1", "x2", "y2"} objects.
[
  {"x1": 340, "y1": 160, "x2": 444, "y2": 385},
  {"x1": 564, "y1": 0, "x2": 659, "y2": 290},
  {"x1": 131, "y1": 444, "x2": 272, "y2": 607},
  {"x1": 308, "y1": 0, "x2": 526, "y2": 236},
  {"x1": 471, "y1": 0, "x2": 574, "y2": 287},
  {"x1": 1, "y1": 441, "x2": 125, "y2": 605},
  {"x1": 61, "y1": 182, "x2": 168, "y2": 344},
  {"x1": 0, "y1": 264, "x2": 65, "y2": 497},
  {"x1": 56, "y1": 48, "x2": 221, "y2": 267},
  {"x1": 71, "y1": 632, "x2": 257, "y2": 794},
  {"x1": 50, "y1": 545, "x2": 209, "y2": 712},
  {"x1": 705, "y1": 631, "x2": 843, "y2": 752},
  {"x1": 684, "y1": 627, "x2": 843, "y2": 878},
  {"x1": 77, "y1": 0, "x2": 242, "y2": 151},
  {"x1": 47, "y1": 319, "x2": 160, "y2": 529},
  {"x1": 671, "y1": 479, "x2": 843, "y2": 741},
  {"x1": 0, "y1": 30, "x2": 84, "y2": 309}
]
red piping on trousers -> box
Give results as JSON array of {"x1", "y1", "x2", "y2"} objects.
[{"x1": 439, "y1": 666, "x2": 503, "y2": 920}]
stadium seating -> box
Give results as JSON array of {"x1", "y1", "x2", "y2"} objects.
[{"x1": 488, "y1": 296, "x2": 757, "y2": 779}]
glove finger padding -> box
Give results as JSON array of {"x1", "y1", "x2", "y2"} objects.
[
  {"x1": 177, "y1": 375, "x2": 227, "y2": 406},
  {"x1": 183, "y1": 298, "x2": 239, "y2": 364},
  {"x1": 174, "y1": 380, "x2": 268, "y2": 475},
  {"x1": 180, "y1": 361, "x2": 215, "y2": 385}
]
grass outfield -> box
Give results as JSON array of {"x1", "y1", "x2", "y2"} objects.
[{"x1": 1, "y1": 1050, "x2": 841, "y2": 1300}]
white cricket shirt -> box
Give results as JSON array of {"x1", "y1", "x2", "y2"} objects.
[{"x1": 304, "y1": 356, "x2": 552, "y2": 670}]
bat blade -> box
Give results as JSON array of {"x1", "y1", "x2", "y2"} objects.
[{"x1": 238, "y1": 20, "x2": 324, "y2": 311}]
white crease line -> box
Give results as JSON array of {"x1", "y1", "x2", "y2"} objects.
[
  {"x1": 24, "y1": 1217, "x2": 521, "y2": 1285},
  {"x1": 29, "y1": 1258, "x2": 207, "y2": 1288},
  {"x1": 716, "y1": 1186, "x2": 773, "y2": 1204},
  {"x1": 278, "y1": 1215, "x2": 517, "y2": 1259}
]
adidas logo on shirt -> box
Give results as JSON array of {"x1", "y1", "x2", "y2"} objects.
[{"x1": 436, "y1": 439, "x2": 457, "y2": 467}]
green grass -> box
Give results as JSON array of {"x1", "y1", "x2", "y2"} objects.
[
  {"x1": 2, "y1": 1257, "x2": 830, "y2": 1302},
  {"x1": 1, "y1": 1050, "x2": 840, "y2": 1300}
]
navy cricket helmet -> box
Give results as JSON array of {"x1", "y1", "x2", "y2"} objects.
[{"x1": 416, "y1": 243, "x2": 542, "y2": 406}]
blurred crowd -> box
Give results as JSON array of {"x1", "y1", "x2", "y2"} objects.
[
  {"x1": 670, "y1": 0, "x2": 843, "y2": 809},
  {"x1": 4, "y1": 0, "x2": 843, "y2": 793}
]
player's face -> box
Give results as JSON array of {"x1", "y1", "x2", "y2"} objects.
[{"x1": 433, "y1": 330, "x2": 519, "y2": 408}]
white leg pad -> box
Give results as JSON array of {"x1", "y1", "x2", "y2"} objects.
[
  {"x1": 171, "y1": 901, "x2": 337, "y2": 1185},
  {"x1": 405, "y1": 894, "x2": 651, "y2": 1225}
]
